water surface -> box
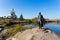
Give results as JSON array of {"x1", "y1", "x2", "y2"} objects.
[
  {"x1": 44, "y1": 24, "x2": 60, "y2": 35},
  {"x1": 24, "y1": 24, "x2": 60, "y2": 35}
]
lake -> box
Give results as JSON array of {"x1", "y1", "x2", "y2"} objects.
[
  {"x1": 24, "y1": 24, "x2": 60, "y2": 35},
  {"x1": 44, "y1": 24, "x2": 60, "y2": 35}
]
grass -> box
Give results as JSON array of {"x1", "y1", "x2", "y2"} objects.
[
  {"x1": 0, "y1": 19, "x2": 38, "y2": 38},
  {"x1": 2, "y1": 24, "x2": 32, "y2": 38}
]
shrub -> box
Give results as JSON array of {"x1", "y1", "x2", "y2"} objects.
[
  {"x1": 2, "y1": 24, "x2": 32, "y2": 38},
  {"x1": 2, "y1": 28, "x2": 17, "y2": 38},
  {"x1": 5, "y1": 20, "x2": 12, "y2": 26},
  {"x1": 15, "y1": 25, "x2": 24, "y2": 32}
]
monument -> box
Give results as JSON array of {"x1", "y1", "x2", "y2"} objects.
[{"x1": 38, "y1": 12, "x2": 44, "y2": 28}]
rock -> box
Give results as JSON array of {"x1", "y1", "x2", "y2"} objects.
[{"x1": 7, "y1": 28, "x2": 60, "y2": 40}]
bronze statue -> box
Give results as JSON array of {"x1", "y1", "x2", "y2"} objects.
[{"x1": 38, "y1": 12, "x2": 44, "y2": 28}]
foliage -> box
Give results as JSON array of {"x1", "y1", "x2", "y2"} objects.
[
  {"x1": 2, "y1": 28, "x2": 17, "y2": 38},
  {"x1": 2, "y1": 24, "x2": 33, "y2": 38},
  {"x1": 15, "y1": 25, "x2": 24, "y2": 32},
  {"x1": 28, "y1": 20, "x2": 32, "y2": 24},
  {"x1": 2, "y1": 25, "x2": 23, "y2": 38},
  {"x1": 31, "y1": 17, "x2": 38, "y2": 25},
  {"x1": 5, "y1": 20, "x2": 11, "y2": 26},
  {"x1": 10, "y1": 8, "x2": 17, "y2": 19},
  {"x1": 20, "y1": 14, "x2": 24, "y2": 20},
  {"x1": 5, "y1": 20, "x2": 14, "y2": 26}
]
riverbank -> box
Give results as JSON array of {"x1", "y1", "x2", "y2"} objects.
[{"x1": 7, "y1": 28, "x2": 60, "y2": 40}]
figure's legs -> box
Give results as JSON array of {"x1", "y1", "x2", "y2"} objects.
[
  {"x1": 41, "y1": 21, "x2": 44, "y2": 28},
  {"x1": 38, "y1": 22, "x2": 40, "y2": 28},
  {"x1": 38, "y1": 22, "x2": 41, "y2": 28},
  {"x1": 38, "y1": 21, "x2": 44, "y2": 29}
]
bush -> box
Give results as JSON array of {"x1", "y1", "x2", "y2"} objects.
[
  {"x1": 2, "y1": 25, "x2": 24, "y2": 38},
  {"x1": 15, "y1": 25, "x2": 24, "y2": 32},
  {"x1": 5, "y1": 20, "x2": 12, "y2": 26},
  {"x1": 2, "y1": 28, "x2": 17, "y2": 38},
  {"x1": 2, "y1": 24, "x2": 32, "y2": 38}
]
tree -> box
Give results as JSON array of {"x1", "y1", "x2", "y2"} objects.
[
  {"x1": 10, "y1": 8, "x2": 17, "y2": 19},
  {"x1": 20, "y1": 14, "x2": 24, "y2": 20},
  {"x1": 4, "y1": 16, "x2": 6, "y2": 18}
]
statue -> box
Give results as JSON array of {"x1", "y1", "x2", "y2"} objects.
[{"x1": 38, "y1": 12, "x2": 44, "y2": 28}]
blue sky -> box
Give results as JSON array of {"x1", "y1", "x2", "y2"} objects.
[{"x1": 0, "y1": 0, "x2": 60, "y2": 19}]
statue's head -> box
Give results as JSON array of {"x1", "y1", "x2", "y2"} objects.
[{"x1": 39, "y1": 12, "x2": 41, "y2": 15}]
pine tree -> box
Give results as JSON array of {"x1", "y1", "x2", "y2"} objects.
[
  {"x1": 20, "y1": 14, "x2": 24, "y2": 20},
  {"x1": 10, "y1": 8, "x2": 17, "y2": 19}
]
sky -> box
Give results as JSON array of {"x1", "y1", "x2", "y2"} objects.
[{"x1": 0, "y1": 0, "x2": 60, "y2": 19}]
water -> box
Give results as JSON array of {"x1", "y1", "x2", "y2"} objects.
[
  {"x1": 23, "y1": 24, "x2": 39, "y2": 28},
  {"x1": 24, "y1": 24, "x2": 60, "y2": 35},
  {"x1": 44, "y1": 24, "x2": 60, "y2": 35}
]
